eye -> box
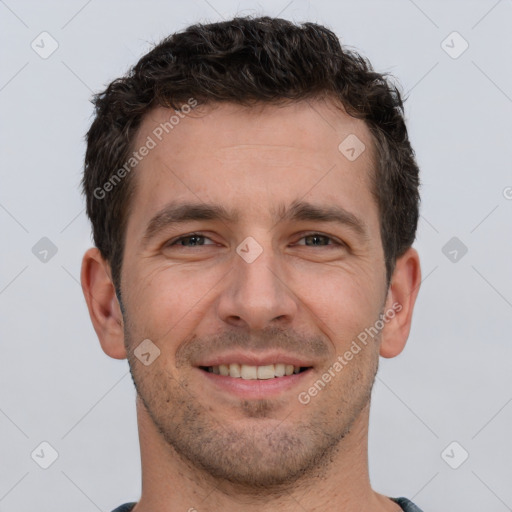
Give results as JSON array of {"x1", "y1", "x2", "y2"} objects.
[
  {"x1": 165, "y1": 233, "x2": 216, "y2": 248},
  {"x1": 294, "y1": 233, "x2": 344, "y2": 248},
  {"x1": 163, "y1": 232, "x2": 344, "y2": 250}
]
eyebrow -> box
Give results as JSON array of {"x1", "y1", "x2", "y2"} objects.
[
  {"x1": 142, "y1": 202, "x2": 239, "y2": 244},
  {"x1": 273, "y1": 200, "x2": 369, "y2": 239},
  {"x1": 142, "y1": 199, "x2": 369, "y2": 245}
]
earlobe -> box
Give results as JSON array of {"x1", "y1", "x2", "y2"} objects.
[
  {"x1": 80, "y1": 248, "x2": 127, "y2": 360},
  {"x1": 379, "y1": 247, "x2": 421, "y2": 359}
]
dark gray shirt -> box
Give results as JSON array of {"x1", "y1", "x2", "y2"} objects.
[{"x1": 111, "y1": 497, "x2": 424, "y2": 511}]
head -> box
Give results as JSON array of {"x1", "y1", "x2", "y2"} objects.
[{"x1": 81, "y1": 16, "x2": 421, "y2": 491}]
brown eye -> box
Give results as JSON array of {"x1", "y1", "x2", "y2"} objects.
[
  {"x1": 295, "y1": 233, "x2": 344, "y2": 248},
  {"x1": 166, "y1": 233, "x2": 215, "y2": 248}
]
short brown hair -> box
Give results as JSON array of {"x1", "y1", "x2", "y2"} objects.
[{"x1": 83, "y1": 15, "x2": 420, "y2": 295}]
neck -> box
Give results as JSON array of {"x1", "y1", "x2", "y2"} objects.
[{"x1": 131, "y1": 397, "x2": 399, "y2": 512}]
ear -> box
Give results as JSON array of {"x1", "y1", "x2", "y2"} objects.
[
  {"x1": 80, "y1": 247, "x2": 126, "y2": 359},
  {"x1": 379, "y1": 247, "x2": 421, "y2": 358}
]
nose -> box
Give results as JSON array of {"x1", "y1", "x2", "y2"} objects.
[{"x1": 216, "y1": 243, "x2": 298, "y2": 331}]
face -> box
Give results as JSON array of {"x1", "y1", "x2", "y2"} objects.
[{"x1": 120, "y1": 99, "x2": 389, "y2": 489}]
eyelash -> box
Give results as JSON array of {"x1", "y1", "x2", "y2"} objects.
[{"x1": 165, "y1": 232, "x2": 345, "y2": 249}]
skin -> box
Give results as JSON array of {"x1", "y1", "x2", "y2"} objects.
[{"x1": 81, "y1": 98, "x2": 421, "y2": 512}]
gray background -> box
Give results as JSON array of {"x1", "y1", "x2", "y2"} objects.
[{"x1": 1, "y1": 0, "x2": 511, "y2": 511}]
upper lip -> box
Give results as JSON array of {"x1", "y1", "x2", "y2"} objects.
[{"x1": 195, "y1": 351, "x2": 316, "y2": 368}]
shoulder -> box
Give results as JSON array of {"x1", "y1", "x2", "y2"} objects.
[
  {"x1": 391, "y1": 497, "x2": 425, "y2": 511},
  {"x1": 110, "y1": 503, "x2": 137, "y2": 512}
]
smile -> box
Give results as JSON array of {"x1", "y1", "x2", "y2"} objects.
[{"x1": 200, "y1": 363, "x2": 311, "y2": 379}]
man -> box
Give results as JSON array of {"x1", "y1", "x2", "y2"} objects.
[{"x1": 80, "y1": 16, "x2": 423, "y2": 512}]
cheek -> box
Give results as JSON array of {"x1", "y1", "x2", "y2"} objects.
[
  {"x1": 293, "y1": 266, "x2": 382, "y2": 349},
  {"x1": 123, "y1": 262, "x2": 226, "y2": 341}
]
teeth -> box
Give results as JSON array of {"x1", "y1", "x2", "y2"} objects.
[
  {"x1": 206, "y1": 363, "x2": 306, "y2": 379},
  {"x1": 257, "y1": 365, "x2": 275, "y2": 380},
  {"x1": 241, "y1": 364, "x2": 257, "y2": 379},
  {"x1": 229, "y1": 363, "x2": 241, "y2": 378},
  {"x1": 275, "y1": 363, "x2": 285, "y2": 377}
]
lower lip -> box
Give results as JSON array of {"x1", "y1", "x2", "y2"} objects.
[{"x1": 197, "y1": 368, "x2": 313, "y2": 399}]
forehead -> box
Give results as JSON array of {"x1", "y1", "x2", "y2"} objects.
[
  {"x1": 135, "y1": 99, "x2": 375, "y2": 164},
  {"x1": 126, "y1": 99, "x2": 378, "y2": 235}
]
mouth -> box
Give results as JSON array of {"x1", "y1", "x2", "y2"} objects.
[
  {"x1": 196, "y1": 359, "x2": 315, "y2": 400},
  {"x1": 199, "y1": 363, "x2": 311, "y2": 379}
]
